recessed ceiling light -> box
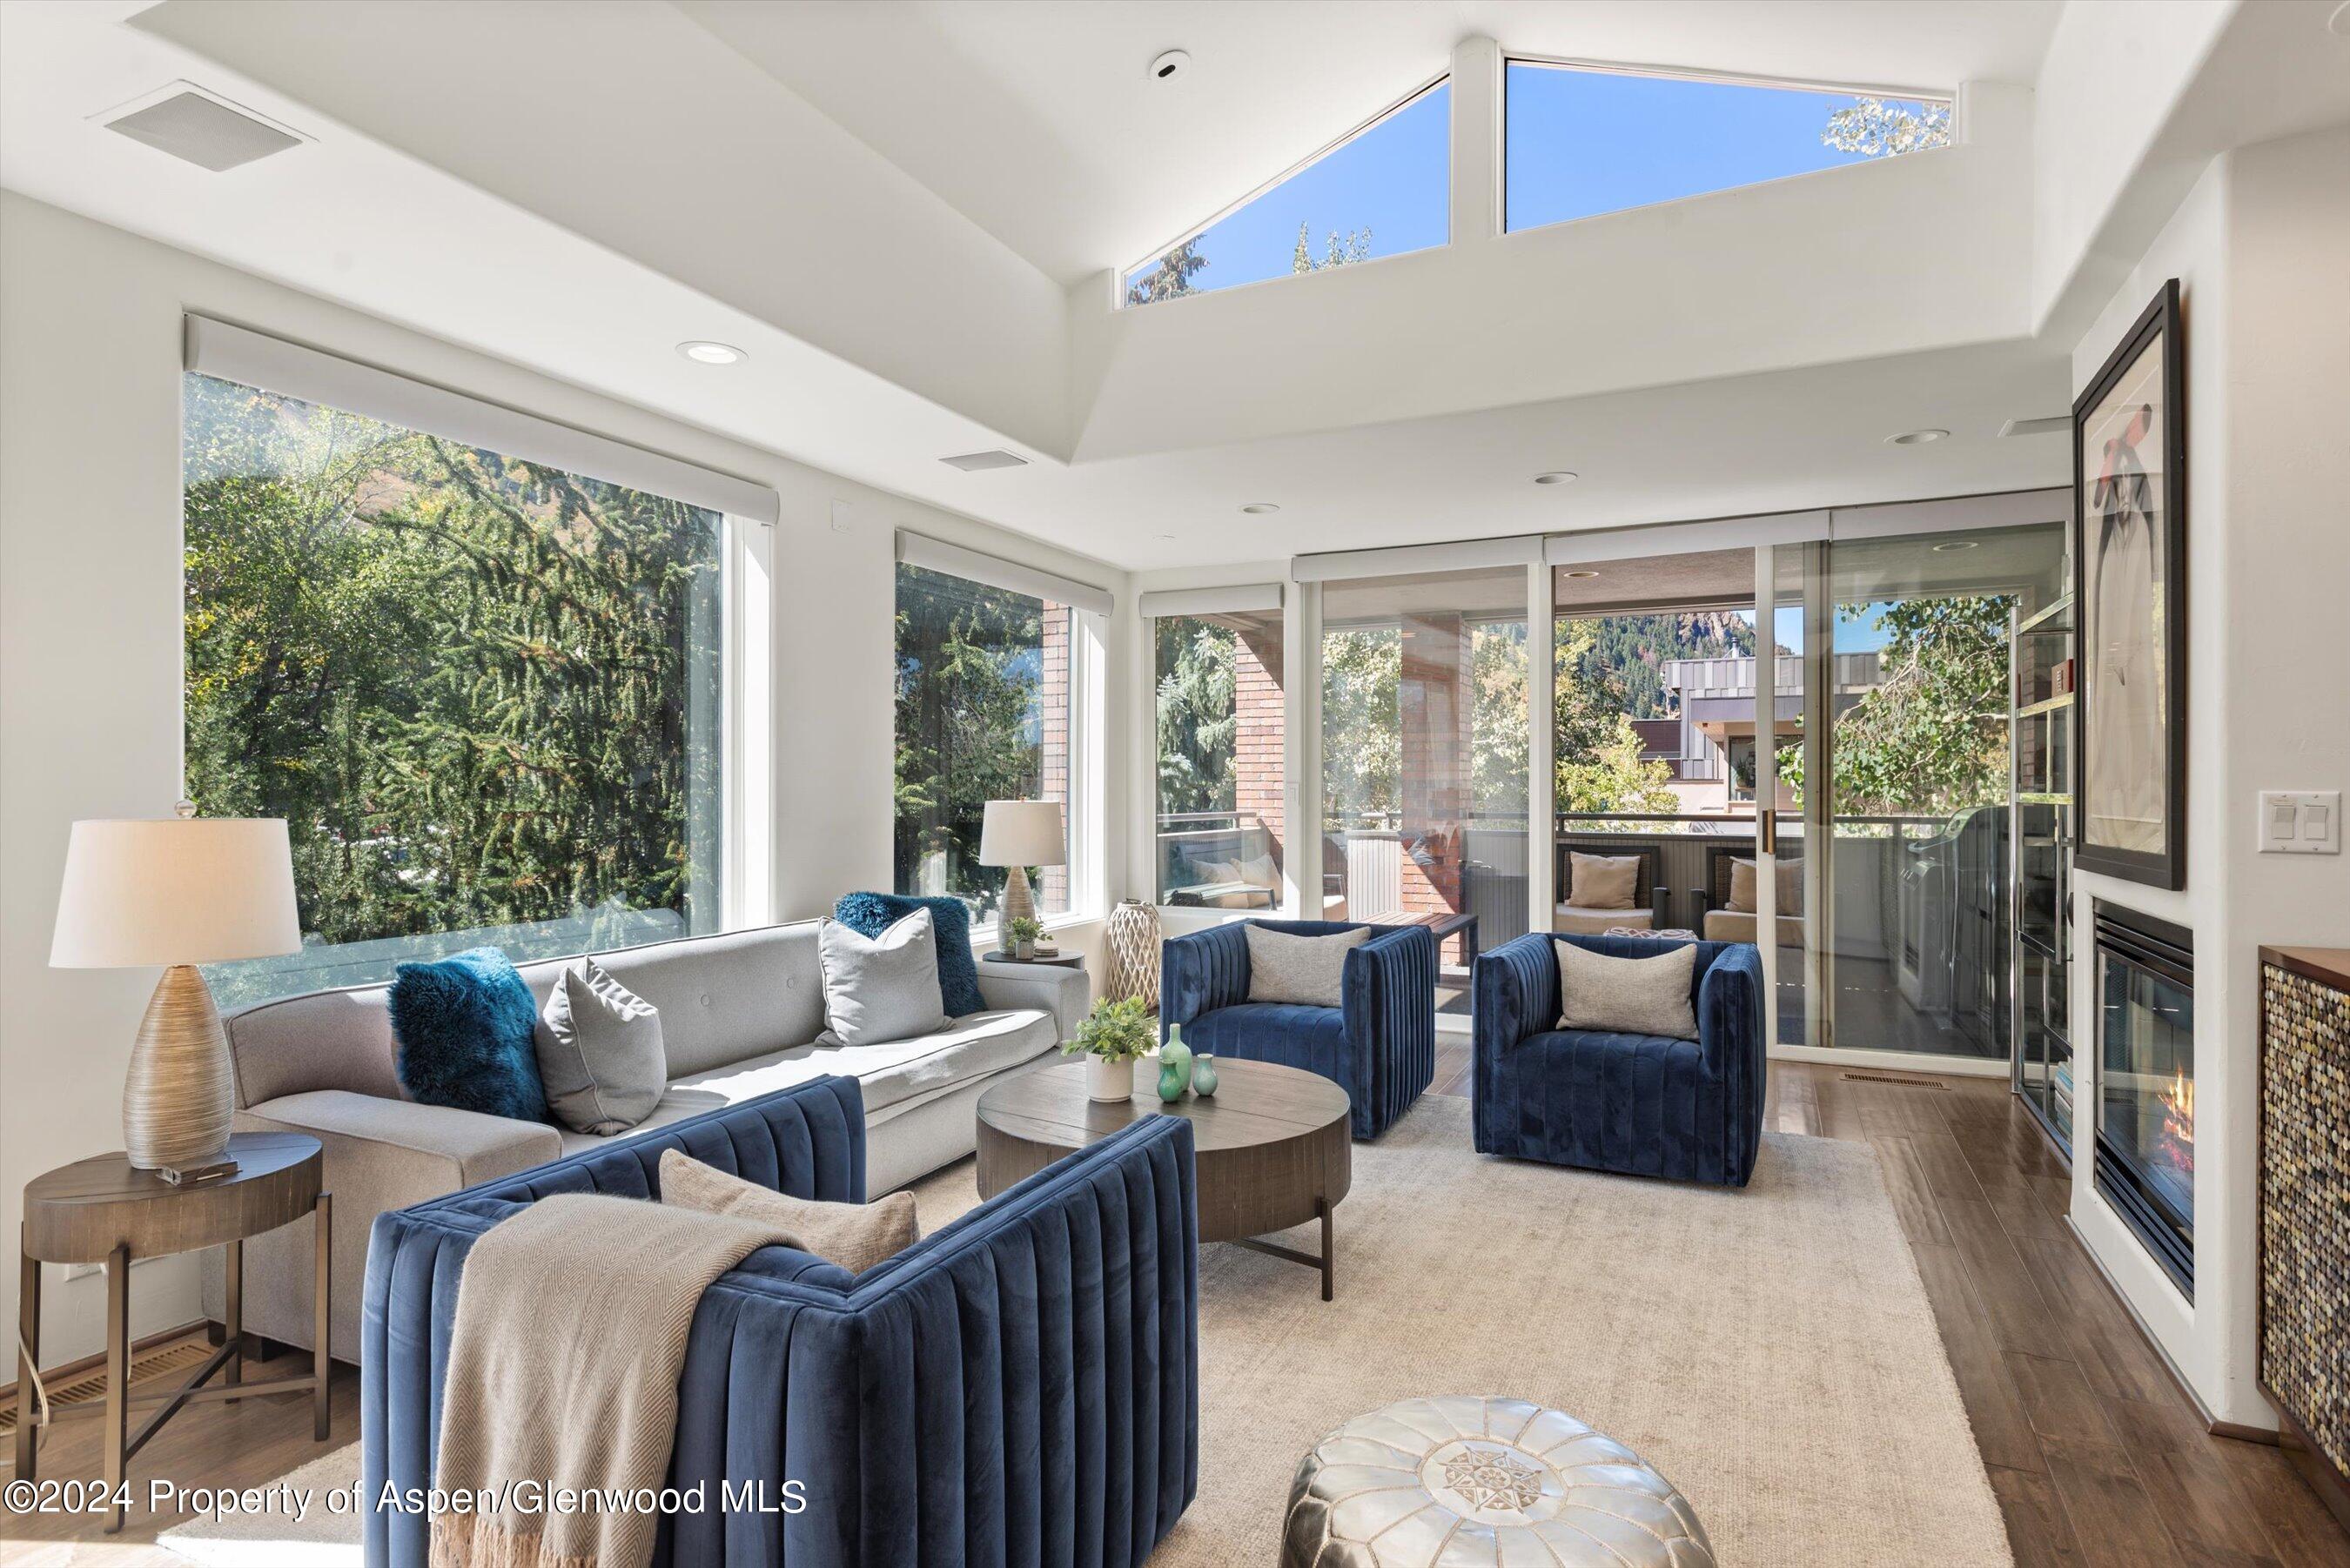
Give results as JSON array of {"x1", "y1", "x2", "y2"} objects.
[
  {"x1": 1564, "y1": 569, "x2": 1601, "y2": 580},
  {"x1": 1240, "y1": 502, "x2": 1279, "y2": 515},
  {"x1": 1534, "y1": 471, "x2": 1578, "y2": 486},
  {"x1": 1886, "y1": 428, "x2": 1949, "y2": 446},
  {"x1": 1931, "y1": 539, "x2": 1980, "y2": 553},
  {"x1": 1150, "y1": 49, "x2": 1191, "y2": 82},
  {"x1": 677, "y1": 340, "x2": 745, "y2": 365},
  {"x1": 2329, "y1": 0, "x2": 2350, "y2": 36}
]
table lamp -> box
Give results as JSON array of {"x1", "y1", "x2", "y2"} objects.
[
  {"x1": 50, "y1": 809, "x2": 301, "y2": 1176},
  {"x1": 977, "y1": 799, "x2": 1065, "y2": 930}
]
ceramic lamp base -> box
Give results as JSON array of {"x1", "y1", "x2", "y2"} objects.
[
  {"x1": 124, "y1": 964, "x2": 234, "y2": 1175},
  {"x1": 1000, "y1": 865, "x2": 1035, "y2": 930}
]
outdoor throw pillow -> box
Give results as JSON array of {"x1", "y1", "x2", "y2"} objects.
[
  {"x1": 816, "y1": 909, "x2": 950, "y2": 1048},
  {"x1": 1554, "y1": 939, "x2": 1699, "y2": 1039},
  {"x1": 1236, "y1": 853, "x2": 1281, "y2": 888},
  {"x1": 1244, "y1": 923, "x2": 1371, "y2": 1008},
  {"x1": 1568, "y1": 852, "x2": 1642, "y2": 911},
  {"x1": 660, "y1": 1149, "x2": 919, "y2": 1276},
  {"x1": 537, "y1": 956, "x2": 667, "y2": 1136},
  {"x1": 1728, "y1": 856, "x2": 1804, "y2": 916},
  {"x1": 832, "y1": 891, "x2": 984, "y2": 1016},
  {"x1": 388, "y1": 947, "x2": 551, "y2": 1122}
]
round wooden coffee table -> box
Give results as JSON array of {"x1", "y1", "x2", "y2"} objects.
[{"x1": 977, "y1": 1056, "x2": 1352, "y2": 1299}]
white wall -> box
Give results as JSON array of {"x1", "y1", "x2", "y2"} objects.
[
  {"x1": 0, "y1": 191, "x2": 1130, "y2": 1370},
  {"x1": 1069, "y1": 66, "x2": 2037, "y2": 464},
  {"x1": 2065, "y1": 124, "x2": 2350, "y2": 1431}
]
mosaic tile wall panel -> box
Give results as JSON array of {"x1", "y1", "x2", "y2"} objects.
[{"x1": 2261, "y1": 960, "x2": 2349, "y2": 1485}]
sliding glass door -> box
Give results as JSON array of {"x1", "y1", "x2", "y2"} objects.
[{"x1": 1320, "y1": 566, "x2": 1528, "y2": 1025}]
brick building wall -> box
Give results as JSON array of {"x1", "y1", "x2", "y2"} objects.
[{"x1": 1232, "y1": 622, "x2": 1286, "y2": 874}]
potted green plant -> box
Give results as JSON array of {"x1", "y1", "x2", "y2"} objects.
[
  {"x1": 1064, "y1": 995, "x2": 1154, "y2": 1102},
  {"x1": 1004, "y1": 914, "x2": 1043, "y2": 961}
]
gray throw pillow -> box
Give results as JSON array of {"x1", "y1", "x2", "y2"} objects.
[
  {"x1": 537, "y1": 956, "x2": 667, "y2": 1136},
  {"x1": 1554, "y1": 939, "x2": 1699, "y2": 1039},
  {"x1": 816, "y1": 908, "x2": 949, "y2": 1047},
  {"x1": 1245, "y1": 923, "x2": 1371, "y2": 1008}
]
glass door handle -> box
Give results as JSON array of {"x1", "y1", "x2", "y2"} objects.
[{"x1": 1759, "y1": 809, "x2": 1779, "y2": 855}]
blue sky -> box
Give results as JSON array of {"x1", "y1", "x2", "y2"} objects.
[
  {"x1": 1131, "y1": 82, "x2": 1451, "y2": 294},
  {"x1": 1127, "y1": 65, "x2": 1943, "y2": 297},
  {"x1": 1505, "y1": 66, "x2": 1942, "y2": 232}
]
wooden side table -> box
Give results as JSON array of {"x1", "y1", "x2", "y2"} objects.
[
  {"x1": 16, "y1": 1132, "x2": 330, "y2": 1532},
  {"x1": 980, "y1": 949, "x2": 1084, "y2": 968}
]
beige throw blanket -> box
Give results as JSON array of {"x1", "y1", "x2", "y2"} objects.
[{"x1": 428, "y1": 1192, "x2": 800, "y2": 1568}]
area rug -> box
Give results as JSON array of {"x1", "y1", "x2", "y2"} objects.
[{"x1": 164, "y1": 1096, "x2": 2011, "y2": 1566}]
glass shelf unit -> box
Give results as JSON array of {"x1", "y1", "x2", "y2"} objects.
[{"x1": 2011, "y1": 593, "x2": 2075, "y2": 1155}]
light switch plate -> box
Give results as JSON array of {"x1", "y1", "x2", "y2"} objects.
[{"x1": 2258, "y1": 790, "x2": 2342, "y2": 854}]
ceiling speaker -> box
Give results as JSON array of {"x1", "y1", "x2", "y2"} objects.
[
  {"x1": 940, "y1": 450, "x2": 1029, "y2": 472},
  {"x1": 104, "y1": 89, "x2": 302, "y2": 173}
]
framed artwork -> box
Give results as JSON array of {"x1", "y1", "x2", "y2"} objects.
[{"x1": 2074, "y1": 278, "x2": 2186, "y2": 889}]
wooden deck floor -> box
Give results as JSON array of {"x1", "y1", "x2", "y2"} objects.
[{"x1": 5, "y1": 1053, "x2": 2344, "y2": 1565}]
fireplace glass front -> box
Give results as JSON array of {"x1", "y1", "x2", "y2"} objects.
[{"x1": 2093, "y1": 905, "x2": 2194, "y2": 1295}]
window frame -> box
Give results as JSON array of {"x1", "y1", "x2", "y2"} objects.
[
  {"x1": 1118, "y1": 71, "x2": 1454, "y2": 308},
  {"x1": 888, "y1": 557, "x2": 1106, "y2": 939},
  {"x1": 1145, "y1": 601, "x2": 1290, "y2": 914},
  {"x1": 1500, "y1": 54, "x2": 1957, "y2": 236},
  {"x1": 178, "y1": 345, "x2": 773, "y2": 1004}
]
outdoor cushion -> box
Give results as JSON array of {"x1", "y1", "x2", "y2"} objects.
[
  {"x1": 1727, "y1": 857, "x2": 1803, "y2": 915},
  {"x1": 1568, "y1": 851, "x2": 1642, "y2": 910},
  {"x1": 1555, "y1": 905, "x2": 1655, "y2": 935}
]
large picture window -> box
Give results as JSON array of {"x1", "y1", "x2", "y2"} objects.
[
  {"x1": 893, "y1": 563, "x2": 1074, "y2": 922},
  {"x1": 1152, "y1": 606, "x2": 1286, "y2": 908},
  {"x1": 183, "y1": 370, "x2": 726, "y2": 1005}
]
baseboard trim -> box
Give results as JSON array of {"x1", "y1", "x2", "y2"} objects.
[
  {"x1": 2062, "y1": 1215, "x2": 2280, "y2": 1444},
  {"x1": 1769, "y1": 1043, "x2": 2009, "y2": 1079}
]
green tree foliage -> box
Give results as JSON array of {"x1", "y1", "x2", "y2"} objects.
[
  {"x1": 1154, "y1": 617, "x2": 1237, "y2": 816},
  {"x1": 893, "y1": 566, "x2": 1051, "y2": 914},
  {"x1": 1291, "y1": 222, "x2": 1373, "y2": 273},
  {"x1": 182, "y1": 374, "x2": 722, "y2": 977},
  {"x1": 1125, "y1": 238, "x2": 1207, "y2": 305},
  {"x1": 1792, "y1": 596, "x2": 2014, "y2": 814},
  {"x1": 1568, "y1": 612, "x2": 1756, "y2": 717}
]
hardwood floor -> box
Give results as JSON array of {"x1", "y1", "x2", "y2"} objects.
[
  {"x1": 5, "y1": 1050, "x2": 2343, "y2": 1565},
  {"x1": 1431, "y1": 1040, "x2": 2350, "y2": 1568}
]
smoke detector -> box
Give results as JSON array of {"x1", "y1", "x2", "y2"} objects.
[
  {"x1": 97, "y1": 83, "x2": 306, "y2": 173},
  {"x1": 1150, "y1": 50, "x2": 1191, "y2": 83}
]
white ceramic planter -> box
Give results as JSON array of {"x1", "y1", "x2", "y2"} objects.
[{"x1": 1087, "y1": 1054, "x2": 1132, "y2": 1102}]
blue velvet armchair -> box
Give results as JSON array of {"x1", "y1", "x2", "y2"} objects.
[
  {"x1": 1160, "y1": 918, "x2": 1437, "y2": 1140},
  {"x1": 362, "y1": 1076, "x2": 1198, "y2": 1568},
  {"x1": 1473, "y1": 933, "x2": 1765, "y2": 1187}
]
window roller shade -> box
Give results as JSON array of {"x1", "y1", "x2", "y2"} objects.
[
  {"x1": 1292, "y1": 534, "x2": 1542, "y2": 582},
  {"x1": 1137, "y1": 583, "x2": 1283, "y2": 619},
  {"x1": 185, "y1": 315, "x2": 780, "y2": 525},
  {"x1": 896, "y1": 531, "x2": 1115, "y2": 617}
]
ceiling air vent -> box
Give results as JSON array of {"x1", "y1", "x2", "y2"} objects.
[
  {"x1": 102, "y1": 85, "x2": 304, "y2": 173},
  {"x1": 1998, "y1": 415, "x2": 2070, "y2": 438},
  {"x1": 939, "y1": 450, "x2": 1029, "y2": 472}
]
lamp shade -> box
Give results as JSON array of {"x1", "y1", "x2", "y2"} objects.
[
  {"x1": 977, "y1": 799, "x2": 1065, "y2": 868},
  {"x1": 51, "y1": 817, "x2": 302, "y2": 968}
]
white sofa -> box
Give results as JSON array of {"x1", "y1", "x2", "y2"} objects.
[{"x1": 203, "y1": 921, "x2": 1089, "y2": 1362}]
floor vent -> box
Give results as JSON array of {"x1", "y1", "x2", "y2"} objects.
[
  {"x1": 0, "y1": 1339, "x2": 211, "y2": 1436},
  {"x1": 1840, "y1": 1071, "x2": 1948, "y2": 1090}
]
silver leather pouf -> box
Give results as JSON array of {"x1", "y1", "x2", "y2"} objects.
[{"x1": 1283, "y1": 1396, "x2": 1716, "y2": 1568}]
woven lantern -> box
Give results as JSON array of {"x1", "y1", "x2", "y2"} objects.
[{"x1": 1103, "y1": 897, "x2": 1163, "y2": 1011}]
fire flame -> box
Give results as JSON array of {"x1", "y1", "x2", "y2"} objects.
[{"x1": 2157, "y1": 1069, "x2": 2194, "y2": 1176}]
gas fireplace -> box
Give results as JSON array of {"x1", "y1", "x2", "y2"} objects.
[{"x1": 2093, "y1": 904, "x2": 2195, "y2": 1296}]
